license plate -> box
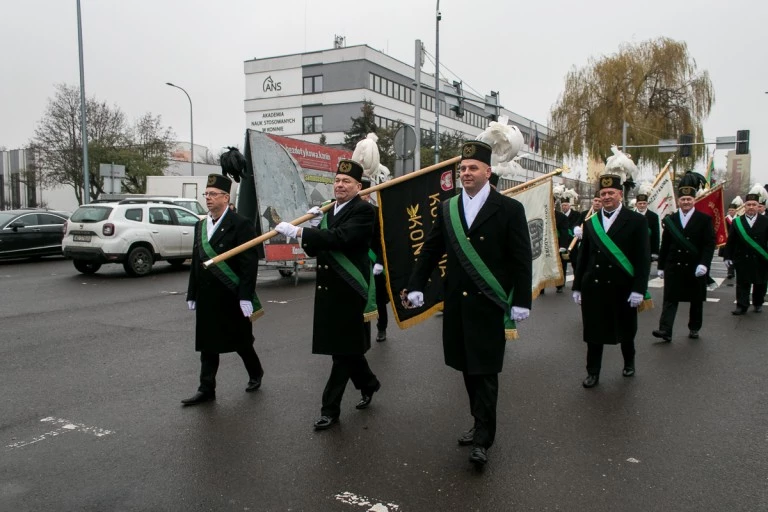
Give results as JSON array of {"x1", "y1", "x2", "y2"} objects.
[{"x1": 73, "y1": 235, "x2": 91, "y2": 242}]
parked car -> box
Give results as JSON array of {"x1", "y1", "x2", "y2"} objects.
[
  {"x1": 0, "y1": 209, "x2": 70, "y2": 260},
  {"x1": 62, "y1": 202, "x2": 200, "y2": 276}
]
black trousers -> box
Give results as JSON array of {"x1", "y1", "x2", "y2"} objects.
[
  {"x1": 375, "y1": 274, "x2": 388, "y2": 331},
  {"x1": 736, "y1": 281, "x2": 767, "y2": 309},
  {"x1": 321, "y1": 354, "x2": 379, "y2": 418},
  {"x1": 586, "y1": 342, "x2": 635, "y2": 376},
  {"x1": 376, "y1": 298, "x2": 388, "y2": 331},
  {"x1": 198, "y1": 346, "x2": 264, "y2": 394},
  {"x1": 462, "y1": 373, "x2": 499, "y2": 449},
  {"x1": 557, "y1": 257, "x2": 569, "y2": 289},
  {"x1": 658, "y1": 300, "x2": 703, "y2": 334}
]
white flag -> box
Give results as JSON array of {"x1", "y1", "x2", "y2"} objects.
[
  {"x1": 647, "y1": 168, "x2": 677, "y2": 218},
  {"x1": 511, "y1": 179, "x2": 563, "y2": 299}
]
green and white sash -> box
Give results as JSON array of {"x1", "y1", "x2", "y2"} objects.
[
  {"x1": 588, "y1": 214, "x2": 653, "y2": 312},
  {"x1": 319, "y1": 213, "x2": 378, "y2": 322},
  {"x1": 445, "y1": 196, "x2": 518, "y2": 340},
  {"x1": 734, "y1": 216, "x2": 768, "y2": 261},
  {"x1": 662, "y1": 216, "x2": 699, "y2": 256},
  {"x1": 200, "y1": 220, "x2": 264, "y2": 321}
]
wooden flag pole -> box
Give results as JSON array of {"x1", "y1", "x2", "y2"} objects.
[
  {"x1": 567, "y1": 206, "x2": 594, "y2": 252},
  {"x1": 651, "y1": 156, "x2": 675, "y2": 189},
  {"x1": 202, "y1": 156, "x2": 462, "y2": 268},
  {"x1": 500, "y1": 167, "x2": 565, "y2": 197}
]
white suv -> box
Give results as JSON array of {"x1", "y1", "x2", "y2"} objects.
[{"x1": 62, "y1": 202, "x2": 201, "y2": 276}]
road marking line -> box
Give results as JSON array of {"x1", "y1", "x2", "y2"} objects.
[
  {"x1": 334, "y1": 492, "x2": 400, "y2": 511},
  {"x1": 706, "y1": 298, "x2": 721, "y2": 303},
  {"x1": 6, "y1": 417, "x2": 114, "y2": 449}
]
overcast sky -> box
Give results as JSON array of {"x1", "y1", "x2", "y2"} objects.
[{"x1": 2, "y1": 0, "x2": 766, "y2": 183}]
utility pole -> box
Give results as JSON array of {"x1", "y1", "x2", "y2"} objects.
[
  {"x1": 622, "y1": 121, "x2": 629, "y2": 153},
  {"x1": 414, "y1": 39, "x2": 423, "y2": 170},
  {"x1": 434, "y1": 1, "x2": 441, "y2": 164},
  {"x1": 76, "y1": 0, "x2": 90, "y2": 204}
]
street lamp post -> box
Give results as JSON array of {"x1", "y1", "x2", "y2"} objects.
[
  {"x1": 434, "y1": 0, "x2": 441, "y2": 164},
  {"x1": 166, "y1": 82, "x2": 194, "y2": 176}
]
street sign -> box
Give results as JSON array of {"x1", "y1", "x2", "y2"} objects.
[
  {"x1": 99, "y1": 163, "x2": 125, "y2": 178},
  {"x1": 716, "y1": 136, "x2": 736, "y2": 150},
  {"x1": 394, "y1": 125, "x2": 417, "y2": 158},
  {"x1": 658, "y1": 139, "x2": 677, "y2": 153}
]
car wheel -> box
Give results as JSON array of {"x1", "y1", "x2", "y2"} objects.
[
  {"x1": 73, "y1": 260, "x2": 101, "y2": 275},
  {"x1": 167, "y1": 258, "x2": 186, "y2": 268},
  {"x1": 124, "y1": 246, "x2": 153, "y2": 277},
  {"x1": 278, "y1": 269, "x2": 294, "y2": 277}
]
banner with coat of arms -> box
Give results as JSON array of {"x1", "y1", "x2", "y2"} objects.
[
  {"x1": 647, "y1": 168, "x2": 678, "y2": 219},
  {"x1": 694, "y1": 185, "x2": 728, "y2": 247}
]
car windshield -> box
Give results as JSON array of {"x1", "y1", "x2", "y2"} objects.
[
  {"x1": 70, "y1": 206, "x2": 113, "y2": 223},
  {"x1": 176, "y1": 201, "x2": 205, "y2": 214},
  {"x1": 0, "y1": 213, "x2": 16, "y2": 226}
]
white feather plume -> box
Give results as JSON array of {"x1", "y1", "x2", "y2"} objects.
[
  {"x1": 351, "y1": 133, "x2": 380, "y2": 177},
  {"x1": 562, "y1": 188, "x2": 579, "y2": 203},
  {"x1": 638, "y1": 181, "x2": 653, "y2": 196},
  {"x1": 748, "y1": 183, "x2": 768, "y2": 201},
  {"x1": 603, "y1": 145, "x2": 638, "y2": 182},
  {"x1": 695, "y1": 187, "x2": 708, "y2": 198},
  {"x1": 553, "y1": 184, "x2": 565, "y2": 199},
  {"x1": 493, "y1": 160, "x2": 526, "y2": 181},
  {"x1": 372, "y1": 163, "x2": 391, "y2": 184},
  {"x1": 476, "y1": 121, "x2": 524, "y2": 165},
  {"x1": 629, "y1": 198, "x2": 637, "y2": 208},
  {"x1": 731, "y1": 196, "x2": 743, "y2": 207}
]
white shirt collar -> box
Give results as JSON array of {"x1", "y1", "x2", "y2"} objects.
[
  {"x1": 461, "y1": 181, "x2": 491, "y2": 228},
  {"x1": 679, "y1": 207, "x2": 694, "y2": 228},
  {"x1": 334, "y1": 198, "x2": 352, "y2": 215},
  {"x1": 601, "y1": 204, "x2": 622, "y2": 232},
  {"x1": 206, "y1": 208, "x2": 228, "y2": 241}
]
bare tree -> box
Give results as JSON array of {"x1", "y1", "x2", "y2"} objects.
[{"x1": 547, "y1": 37, "x2": 714, "y2": 167}]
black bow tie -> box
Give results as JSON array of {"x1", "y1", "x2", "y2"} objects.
[
  {"x1": 747, "y1": 216, "x2": 755, "y2": 221},
  {"x1": 604, "y1": 210, "x2": 614, "y2": 219}
]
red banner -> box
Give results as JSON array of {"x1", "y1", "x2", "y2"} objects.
[
  {"x1": 695, "y1": 186, "x2": 728, "y2": 247},
  {"x1": 266, "y1": 133, "x2": 351, "y2": 173}
]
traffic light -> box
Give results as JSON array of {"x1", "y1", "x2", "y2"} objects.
[
  {"x1": 450, "y1": 80, "x2": 464, "y2": 117},
  {"x1": 736, "y1": 130, "x2": 750, "y2": 155},
  {"x1": 679, "y1": 134, "x2": 693, "y2": 157}
]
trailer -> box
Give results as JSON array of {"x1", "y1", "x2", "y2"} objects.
[{"x1": 237, "y1": 130, "x2": 352, "y2": 285}]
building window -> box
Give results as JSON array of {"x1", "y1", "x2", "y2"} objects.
[
  {"x1": 303, "y1": 115, "x2": 323, "y2": 134},
  {"x1": 303, "y1": 75, "x2": 323, "y2": 94},
  {"x1": 368, "y1": 73, "x2": 414, "y2": 106}
]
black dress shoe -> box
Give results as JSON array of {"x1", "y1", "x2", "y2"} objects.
[
  {"x1": 313, "y1": 415, "x2": 338, "y2": 430},
  {"x1": 622, "y1": 366, "x2": 635, "y2": 377},
  {"x1": 181, "y1": 391, "x2": 215, "y2": 406},
  {"x1": 652, "y1": 329, "x2": 672, "y2": 342},
  {"x1": 688, "y1": 330, "x2": 699, "y2": 339},
  {"x1": 754, "y1": 305, "x2": 763, "y2": 313},
  {"x1": 556, "y1": 286, "x2": 564, "y2": 294},
  {"x1": 732, "y1": 308, "x2": 748, "y2": 316},
  {"x1": 582, "y1": 374, "x2": 599, "y2": 388},
  {"x1": 355, "y1": 382, "x2": 381, "y2": 410},
  {"x1": 245, "y1": 378, "x2": 262, "y2": 392},
  {"x1": 376, "y1": 329, "x2": 387, "y2": 342},
  {"x1": 457, "y1": 427, "x2": 476, "y2": 446},
  {"x1": 469, "y1": 447, "x2": 487, "y2": 466}
]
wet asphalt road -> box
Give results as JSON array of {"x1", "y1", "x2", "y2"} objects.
[{"x1": 1, "y1": 257, "x2": 767, "y2": 511}]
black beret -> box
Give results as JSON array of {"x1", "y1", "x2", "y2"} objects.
[{"x1": 206, "y1": 174, "x2": 232, "y2": 193}]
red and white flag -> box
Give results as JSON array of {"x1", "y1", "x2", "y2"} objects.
[{"x1": 647, "y1": 167, "x2": 677, "y2": 219}]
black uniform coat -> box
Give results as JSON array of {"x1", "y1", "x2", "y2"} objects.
[
  {"x1": 187, "y1": 210, "x2": 258, "y2": 353},
  {"x1": 370, "y1": 205, "x2": 390, "y2": 305},
  {"x1": 724, "y1": 214, "x2": 768, "y2": 284},
  {"x1": 301, "y1": 196, "x2": 375, "y2": 356},
  {"x1": 573, "y1": 207, "x2": 650, "y2": 345},
  {"x1": 657, "y1": 210, "x2": 715, "y2": 303},
  {"x1": 640, "y1": 209, "x2": 661, "y2": 255},
  {"x1": 408, "y1": 188, "x2": 532, "y2": 374},
  {"x1": 555, "y1": 211, "x2": 573, "y2": 249}
]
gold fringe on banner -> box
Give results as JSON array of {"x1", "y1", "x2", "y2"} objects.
[
  {"x1": 532, "y1": 277, "x2": 566, "y2": 300},
  {"x1": 395, "y1": 302, "x2": 444, "y2": 329},
  {"x1": 638, "y1": 298, "x2": 654, "y2": 313},
  {"x1": 249, "y1": 309, "x2": 265, "y2": 322},
  {"x1": 505, "y1": 328, "x2": 519, "y2": 341},
  {"x1": 363, "y1": 311, "x2": 379, "y2": 323}
]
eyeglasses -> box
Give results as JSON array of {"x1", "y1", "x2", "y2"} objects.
[{"x1": 202, "y1": 192, "x2": 227, "y2": 198}]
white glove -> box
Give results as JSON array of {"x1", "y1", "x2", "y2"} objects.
[
  {"x1": 511, "y1": 306, "x2": 530, "y2": 322},
  {"x1": 407, "y1": 291, "x2": 424, "y2": 308},
  {"x1": 559, "y1": 247, "x2": 567, "y2": 253},
  {"x1": 307, "y1": 206, "x2": 323, "y2": 227},
  {"x1": 725, "y1": 260, "x2": 733, "y2": 267},
  {"x1": 373, "y1": 263, "x2": 384, "y2": 275},
  {"x1": 573, "y1": 226, "x2": 583, "y2": 239},
  {"x1": 572, "y1": 291, "x2": 582, "y2": 305},
  {"x1": 695, "y1": 265, "x2": 707, "y2": 277},
  {"x1": 628, "y1": 292, "x2": 644, "y2": 308},
  {"x1": 187, "y1": 300, "x2": 196, "y2": 311},
  {"x1": 275, "y1": 221, "x2": 299, "y2": 239},
  {"x1": 240, "y1": 300, "x2": 253, "y2": 318},
  {"x1": 657, "y1": 270, "x2": 664, "y2": 279}
]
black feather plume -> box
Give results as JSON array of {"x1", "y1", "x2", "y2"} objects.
[
  {"x1": 679, "y1": 170, "x2": 707, "y2": 191},
  {"x1": 220, "y1": 147, "x2": 246, "y2": 183}
]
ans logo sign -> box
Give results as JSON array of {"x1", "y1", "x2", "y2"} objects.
[{"x1": 263, "y1": 76, "x2": 282, "y2": 93}]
